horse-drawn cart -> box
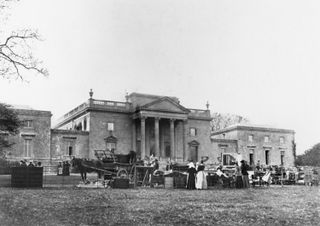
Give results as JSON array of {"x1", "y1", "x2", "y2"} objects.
[{"x1": 71, "y1": 150, "x2": 140, "y2": 183}]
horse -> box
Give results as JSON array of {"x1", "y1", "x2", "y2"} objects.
[{"x1": 71, "y1": 158, "x2": 104, "y2": 183}]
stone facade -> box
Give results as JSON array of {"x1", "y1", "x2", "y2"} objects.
[
  {"x1": 211, "y1": 125, "x2": 295, "y2": 168},
  {"x1": 3, "y1": 93, "x2": 296, "y2": 168},
  {"x1": 50, "y1": 129, "x2": 89, "y2": 161},
  {"x1": 5, "y1": 109, "x2": 52, "y2": 164},
  {"x1": 54, "y1": 92, "x2": 213, "y2": 163}
]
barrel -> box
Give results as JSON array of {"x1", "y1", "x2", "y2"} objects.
[{"x1": 164, "y1": 177, "x2": 174, "y2": 188}]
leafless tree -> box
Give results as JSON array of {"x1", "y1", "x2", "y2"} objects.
[
  {"x1": 211, "y1": 112, "x2": 250, "y2": 131},
  {"x1": 0, "y1": 0, "x2": 47, "y2": 157},
  {"x1": 0, "y1": 0, "x2": 48, "y2": 80}
]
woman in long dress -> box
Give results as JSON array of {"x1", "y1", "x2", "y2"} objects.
[
  {"x1": 187, "y1": 162, "x2": 196, "y2": 189},
  {"x1": 196, "y1": 161, "x2": 207, "y2": 190},
  {"x1": 235, "y1": 162, "x2": 243, "y2": 188}
]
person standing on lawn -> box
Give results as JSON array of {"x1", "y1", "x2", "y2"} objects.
[
  {"x1": 187, "y1": 162, "x2": 196, "y2": 189},
  {"x1": 235, "y1": 162, "x2": 243, "y2": 188},
  {"x1": 195, "y1": 160, "x2": 207, "y2": 190},
  {"x1": 241, "y1": 160, "x2": 250, "y2": 188}
]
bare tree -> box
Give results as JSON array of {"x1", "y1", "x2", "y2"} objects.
[
  {"x1": 0, "y1": 0, "x2": 47, "y2": 157},
  {"x1": 211, "y1": 112, "x2": 250, "y2": 131},
  {"x1": 0, "y1": 0, "x2": 48, "y2": 80}
]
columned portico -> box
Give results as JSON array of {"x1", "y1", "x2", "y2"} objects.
[
  {"x1": 132, "y1": 97, "x2": 190, "y2": 161},
  {"x1": 136, "y1": 116, "x2": 186, "y2": 161}
]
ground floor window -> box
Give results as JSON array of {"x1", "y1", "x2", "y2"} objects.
[
  {"x1": 222, "y1": 154, "x2": 235, "y2": 166},
  {"x1": 106, "y1": 142, "x2": 116, "y2": 152},
  {"x1": 188, "y1": 140, "x2": 199, "y2": 162},
  {"x1": 280, "y1": 151, "x2": 285, "y2": 166},
  {"x1": 105, "y1": 135, "x2": 117, "y2": 153},
  {"x1": 249, "y1": 153, "x2": 254, "y2": 166},
  {"x1": 248, "y1": 149, "x2": 255, "y2": 166},
  {"x1": 67, "y1": 142, "x2": 73, "y2": 156},
  {"x1": 189, "y1": 146, "x2": 198, "y2": 162},
  {"x1": 24, "y1": 139, "x2": 32, "y2": 157},
  {"x1": 64, "y1": 139, "x2": 75, "y2": 156},
  {"x1": 265, "y1": 150, "x2": 270, "y2": 165}
]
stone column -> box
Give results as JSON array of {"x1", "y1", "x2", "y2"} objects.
[
  {"x1": 170, "y1": 119, "x2": 175, "y2": 160},
  {"x1": 141, "y1": 117, "x2": 146, "y2": 159},
  {"x1": 132, "y1": 120, "x2": 136, "y2": 152},
  {"x1": 154, "y1": 117, "x2": 160, "y2": 158},
  {"x1": 183, "y1": 120, "x2": 188, "y2": 161}
]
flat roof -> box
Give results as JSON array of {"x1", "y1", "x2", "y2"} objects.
[{"x1": 211, "y1": 124, "x2": 295, "y2": 135}]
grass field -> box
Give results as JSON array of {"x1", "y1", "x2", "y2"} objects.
[
  {"x1": 0, "y1": 185, "x2": 319, "y2": 226},
  {"x1": 0, "y1": 174, "x2": 97, "y2": 187}
]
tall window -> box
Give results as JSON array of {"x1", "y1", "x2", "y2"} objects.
[
  {"x1": 189, "y1": 145, "x2": 198, "y2": 162},
  {"x1": 249, "y1": 149, "x2": 254, "y2": 166},
  {"x1": 66, "y1": 141, "x2": 74, "y2": 156},
  {"x1": 265, "y1": 150, "x2": 270, "y2": 165},
  {"x1": 106, "y1": 142, "x2": 116, "y2": 152},
  {"x1": 280, "y1": 151, "x2": 285, "y2": 165},
  {"x1": 190, "y1": 128, "x2": 197, "y2": 136},
  {"x1": 24, "y1": 139, "x2": 32, "y2": 157},
  {"x1": 188, "y1": 140, "x2": 199, "y2": 162},
  {"x1": 105, "y1": 136, "x2": 117, "y2": 153},
  {"x1": 264, "y1": 136, "x2": 269, "y2": 143},
  {"x1": 248, "y1": 135, "x2": 253, "y2": 142}
]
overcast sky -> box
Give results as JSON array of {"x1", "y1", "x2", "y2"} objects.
[{"x1": 1, "y1": 0, "x2": 319, "y2": 154}]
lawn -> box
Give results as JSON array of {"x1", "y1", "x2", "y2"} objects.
[{"x1": 0, "y1": 186, "x2": 319, "y2": 226}]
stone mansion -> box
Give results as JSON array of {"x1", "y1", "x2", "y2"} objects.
[{"x1": 3, "y1": 91, "x2": 296, "y2": 168}]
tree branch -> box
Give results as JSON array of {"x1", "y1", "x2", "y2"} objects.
[{"x1": 0, "y1": 30, "x2": 48, "y2": 79}]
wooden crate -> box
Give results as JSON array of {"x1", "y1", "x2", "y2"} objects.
[
  {"x1": 113, "y1": 178, "x2": 129, "y2": 189},
  {"x1": 11, "y1": 167, "x2": 43, "y2": 188}
]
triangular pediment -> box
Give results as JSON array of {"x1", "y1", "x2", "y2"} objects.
[
  {"x1": 104, "y1": 135, "x2": 117, "y2": 143},
  {"x1": 140, "y1": 97, "x2": 189, "y2": 113}
]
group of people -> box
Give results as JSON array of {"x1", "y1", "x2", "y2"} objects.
[
  {"x1": 186, "y1": 160, "x2": 207, "y2": 190},
  {"x1": 235, "y1": 160, "x2": 250, "y2": 188},
  {"x1": 57, "y1": 161, "x2": 71, "y2": 176},
  {"x1": 186, "y1": 159, "x2": 255, "y2": 190},
  {"x1": 20, "y1": 160, "x2": 42, "y2": 167}
]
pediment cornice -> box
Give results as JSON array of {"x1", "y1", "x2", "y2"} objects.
[{"x1": 138, "y1": 97, "x2": 190, "y2": 114}]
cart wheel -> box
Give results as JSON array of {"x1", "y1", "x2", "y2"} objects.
[{"x1": 117, "y1": 168, "x2": 128, "y2": 178}]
